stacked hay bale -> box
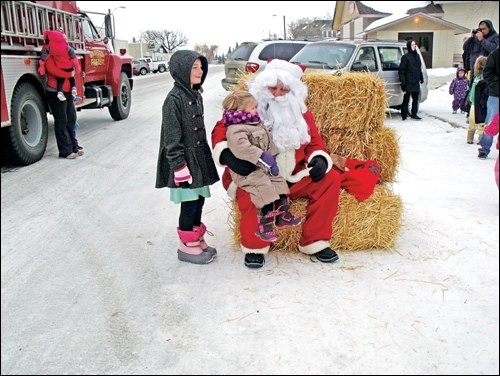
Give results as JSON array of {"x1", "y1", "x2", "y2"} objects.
[
  {"x1": 304, "y1": 72, "x2": 399, "y2": 183},
  {"x1": 229, "y1": 71, "x2": 402, "y2": 251}
]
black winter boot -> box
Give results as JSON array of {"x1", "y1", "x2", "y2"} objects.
[
  {"x1": 312, "y1": 247, "x2": 339, "y2": 263},
  {"x1": 244, "y1": 253, "x2": 265, "y2": 268}
]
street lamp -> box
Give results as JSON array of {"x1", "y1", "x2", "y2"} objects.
[{"x1": 273, "y1": 14, "x2": 286, "y2": 40}]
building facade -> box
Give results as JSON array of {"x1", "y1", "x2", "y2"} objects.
[{"x1": 333, "y1": 1, "x2": 499, "y2": 68}]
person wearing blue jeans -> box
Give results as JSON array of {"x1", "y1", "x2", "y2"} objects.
[{"x1": 479, "y1": 47, "x2": 499, "y2": 159}]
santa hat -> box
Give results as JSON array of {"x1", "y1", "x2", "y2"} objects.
[
  {"x1": 248, "y1": 59, "x2": 308, "y2": 104},
  {"x1": 265, "y1": 59, "x2": 304, "y2": 80}
]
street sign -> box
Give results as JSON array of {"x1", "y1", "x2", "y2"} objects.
[{"x1": 148, "y1": 39, "x2": 155, "y2": 50}]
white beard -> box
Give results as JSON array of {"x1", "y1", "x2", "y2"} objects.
[{"x1": 259, "y1": 91, "x2": 310, "y2": 152}]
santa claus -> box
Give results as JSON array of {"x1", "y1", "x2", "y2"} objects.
[{"x1": 212, "y1": 59, "x2": 380, "y2": 268}]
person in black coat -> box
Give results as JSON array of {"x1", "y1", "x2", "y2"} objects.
[
  {"x1": 463, "y1": 19, "x2": 499, "y2": 86},
  {"x1": 398, "y1": 39, "x2": 424, "y2": 120},
  {"x1": 478, "y1": 46, "x2": 500, "y2": 159}
]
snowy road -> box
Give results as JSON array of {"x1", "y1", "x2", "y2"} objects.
[{"x1": 1, "y1": 66, "x2": 498, "y2": 375}]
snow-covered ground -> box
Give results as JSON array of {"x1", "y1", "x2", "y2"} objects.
[{"x1": 1, "y1": 67, "x2": 498, "y2": 375}]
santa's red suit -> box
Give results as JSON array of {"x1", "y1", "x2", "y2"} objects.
[{"x1": 212, "y1": 61, "x2": 380, "y2": 256}]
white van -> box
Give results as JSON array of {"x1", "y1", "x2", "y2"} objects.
[
  {"x1": 289, "y1": 39, "x2": 429, "y2": 109},
  {"x1": 222, "y1": 40, "x2": 310, "y2": 91}
]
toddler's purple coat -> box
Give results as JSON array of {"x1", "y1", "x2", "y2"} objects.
[{"x1": 449, "y1": 66, "x2": 469, "y2": 111}]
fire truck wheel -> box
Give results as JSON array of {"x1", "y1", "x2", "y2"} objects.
[
  {"x1": 4, "y1": 82, "x2": 48, "y2": 165},
  {"x1": 109, "y1": 72, "x2": 132, "y2": 121}
]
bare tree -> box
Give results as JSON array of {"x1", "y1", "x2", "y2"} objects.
[
  {"x1": 193, "y1": 43, "x2": 219, "y2": 62},
  {"x1": 289, "y1": 17, "x2": 332, "y2": 40},
  {"x1": 289, "y1": 18, "x2": 312, "y2": 39},
  {"x1": 142, "y1": 29, "x2": 188, "y2": 53}
]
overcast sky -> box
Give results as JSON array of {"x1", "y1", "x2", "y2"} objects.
[{"x1": 80, "y1": 1, "x2": 428, "y2": 54}]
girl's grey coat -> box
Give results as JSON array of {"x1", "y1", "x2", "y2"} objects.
[{"x1": 155, "y1": 50, "x2": 220, "y2": 189}]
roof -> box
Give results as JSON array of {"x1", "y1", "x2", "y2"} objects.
[
  {"x1": 332, "y1": 1, "x2": 390, "y2": 30},
  {"x1": 355, "y1": 1, "x2": 390, "y2": 16},
  {"x1": 407, "y1": 3, "x2": 444, "y2": 16},
  {"x1": 363, "y1": 12, "x2": 470, "y2": 35}
]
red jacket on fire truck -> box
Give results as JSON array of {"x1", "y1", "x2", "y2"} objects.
[{"x1": 38, "y1": 29, "x2": 81, "y2": 96}]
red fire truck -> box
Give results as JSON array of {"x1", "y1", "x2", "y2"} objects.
[{"x1": 1, "y1": 1, "x2": 133, "y2": 165}]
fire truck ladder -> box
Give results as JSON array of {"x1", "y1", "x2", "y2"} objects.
[{"x1": 1, "y1": 1, "x2": 85, "y2": 53}]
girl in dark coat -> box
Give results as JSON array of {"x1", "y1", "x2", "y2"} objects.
[
  {"x1": 155, "y1": 50, "x2": 220, "y2": 264},
  {"x1": 398, "y1": 39, "x2": 424, "y2": 120},
  {"x1": 467, "y1": 56, "x2": 488, "y2": 144}
]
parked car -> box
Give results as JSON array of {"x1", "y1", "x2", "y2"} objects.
[
  {"x1": 221, "y1": 42, "x2": 257, "y2": 90},
  {"x1": 137, "y1": 58, "x2": 154, "y2": 72},
  {"x1": 132, "y1": 59, "x2": 151, "y2": 76},
  {"x1": 221, "y1": 40, "x2": 310, "y2": 91},
  {"x1": 289, "y1": 39, "x2": 428, "y2": 109},
  {"x1": 141, "y1": 56, "x2": 168, "y2": 73}
]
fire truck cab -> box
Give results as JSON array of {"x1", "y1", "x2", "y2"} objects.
[{"x1": 1, "y1": 1, "x2": 134, "y2": 165}]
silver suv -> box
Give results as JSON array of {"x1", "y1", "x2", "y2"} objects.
[
  {"x1": 289, "y1": 39, "x2": 428, "y2": 109},
  {"x1": 222, "y1": 40, "x2": 310, "y2": 91}
]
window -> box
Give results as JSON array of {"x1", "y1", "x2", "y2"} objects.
[
  {"x1": 229, "y1": 43, "x2": 257, "y2": 60},
  {"x1": 354, "y1": 47, "x2": 377, "y2": 72},
  {"x1": 258, "y1": 42, "x2": 306, "y2": 62},
  {"x1": 82, "y1": 19, "x2": 100, "y2": 40},
  {"x1": 378, "y1": 47, "x2": 402, "y2": 71}
]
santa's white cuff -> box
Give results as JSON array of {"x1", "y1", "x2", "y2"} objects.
[
  {"x1": 308, "y1": 150, "x2": 333, "y2": 173},
  {"x1": 241, "y1": 244, "x2": 270, "y2": 254},
  {"x1": 212, "y1": 141, "x2": 228, "y2": 168},
  {"x1": 298, "y1": 240, "x2": 331, "y2": 255}
]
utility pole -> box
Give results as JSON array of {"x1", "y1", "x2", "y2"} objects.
[{"x1": 283, "y1": 15, "x2": 286, "y2": 40}]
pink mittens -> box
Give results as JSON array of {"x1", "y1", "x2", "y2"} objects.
[{"x1": 174, "y1": 164, "x2": 192, "y2": 186}]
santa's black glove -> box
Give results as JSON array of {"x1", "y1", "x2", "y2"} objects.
[
  {"x1": 401, "y1": 83, "x2": 406, "y2": 92},
  {"x1": 307, "y1": 156, "x2": 328, "y2": 182},
  {"x1": 220, "y1": 148, "x2": 256, "y2": 176}
]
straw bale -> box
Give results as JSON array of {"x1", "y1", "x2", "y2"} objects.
[
  {"x1": 231, "y1": 71, "x2": 388, "y2": 135},
  {"x1": 303, "y1": 72, "x2": 387, "y2": 132},
  {"x1": 231, "y1": 72, "x2": 255, "y2": 92},
  {"x1": 329, "y1": 184, "x2": 402, "y2": 251},
  {"x1": 366, "y1": 127, "x2": 400, "y2": 183},
  {"x1": 325, "y1": 127, "x2": 400, "y2": 183},
  {"x1": 230, "y1": 184, "x2": 402, "y2": 252}
]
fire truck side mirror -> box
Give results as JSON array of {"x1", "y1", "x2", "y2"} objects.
[{"x1": 104, "y1": 14, "x2": 114, "y2": 39}]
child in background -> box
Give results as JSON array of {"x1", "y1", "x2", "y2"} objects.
[
  {"x1": 466, "y1": 56, "x2": 488, "y2": 145},
  {"x1": 38, "y1": 29, "x2": 81, "y2": 101},
  {"x1": 483, "y1": 113, "x2": 499, "y2": 188},
  {"x1": 222, "y1": 90, "x2": 301, "y2": 242},
  {"x1": 155, "y1": 50, "x2": 220, "y2": 265},
  {"x1": 449, "y1": 66, "x2": 469, "y2": 114}
]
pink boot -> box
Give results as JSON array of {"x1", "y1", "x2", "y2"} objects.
[
  {"x1": 193, "y1": 223, "x2": 217, "y2": 257},
  {"x1": 177, "y1": 228, "x2": 214, "y2": 264},
  {"x1": 255, "y1": 210, "x2": 278, "y2": 242},
  {"x1": 274, "y1": 198, "x2": 302, "y2": 229}
]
